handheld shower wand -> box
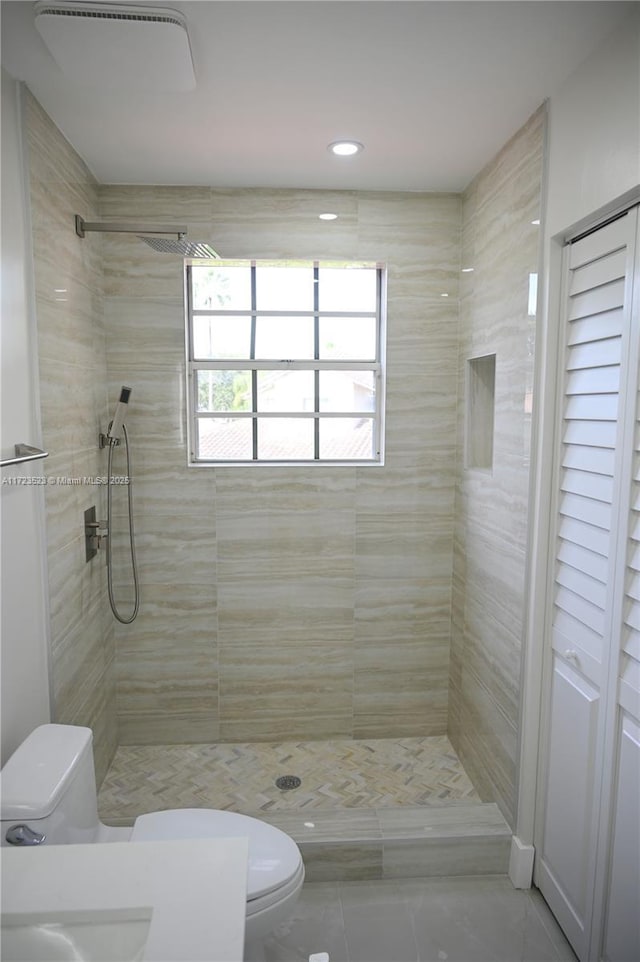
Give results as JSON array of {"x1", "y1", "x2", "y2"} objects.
[
  {"x1": 106, "y1": 386, "x2": 132, "y2": 444},
  {"x1": 101, "y1": 386, "x2": 139, "y2": 624}
]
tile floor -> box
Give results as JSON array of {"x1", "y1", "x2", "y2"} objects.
[
  {"x1": 262, "y1": 875, "x2": 577, "y2": 962},
  {"x1": 98, "y1": 736, "x2": 480, "y2": 821}
]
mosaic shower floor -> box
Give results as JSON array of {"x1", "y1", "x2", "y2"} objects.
[{"x1": 98, "y1": 735, "x2": 480, "y2": 824}]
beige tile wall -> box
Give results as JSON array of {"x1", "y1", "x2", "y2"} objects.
[
  {"x1": 26, "y1": 92, "x2": 117, "y2": 784},
  {"x1": 448, "y1": 107, "x2": 545, "y2": 826},
  {"x1": 99, "y1": 186, "x2": 461, "y2": 744}
]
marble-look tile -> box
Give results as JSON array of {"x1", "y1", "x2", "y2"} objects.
[
  {"x1": 217, "y1": 579, "x2": 354, "y2": 650},
  {"x1": 221, "y1": 709, "x2": 356, "y2": 746},
  {"x1": 27, "y1": 91, "x2": 118, "y2": 773},
  {"x1": 39, "y1": 365, "x2": 107, "y2": 485},
  {"x1": 104, "y1": 297, "x2": 185, "y2": 369},
  {"x1": 463, "y1": 593, "x2": 522, "y2": 726},
  {"x1": 450, "y1": 106, "x2": 544, "y2": 824},
  {"x1": 354, "y1": 636, "x2": 449, "y2": 736},
  {"x1": 32, "y1": 260, "x2": 103, "y2": 367},
  {"x1": 98, "y1": 737, "x2": 479, "y2": 822},
  {"x1": 353, "y1": 700, "x2": 448, "y2": 740},
  {"x1": 114, "y1": 584, "x2": 216, "y2": 654},
  {"x1": 51, "y1": 590, "x2": 109, "y2": 700},
  {"x1": 376, "y1": 802, "x2": 510, "y2": 838},
  {"x1": 262, "y1": 881, "x2": 349, "y2": 962},
  {"x1": 215, "y1": 467, "x2": 357, "y2": 510},
  {"x1": 382, "y1": 835, "x2": 511, "y2": 878},
  {"x1": 26, "y1": 93, "x2": 100, "y2": 237},
  {"x1": 355, "y1": 579, "x2": 452, "y2": 639},
  {"x1": 355, "y1": 464, "x2": 457, "y2": 516},
  {"x1": 408, "y1": 875, "x2": 575, "y2": 962},
  {"x1": 302, "y1": 843, "x2": 384, "y2": 883},
  {"x1": 338, "y1": 878, "x2": 421, "y2": 961},
  {"x1": 458, "y1": 671, "x2": 519, "y2": 825},
  {"x1": 262, "y1": 809, "x2": 382, "y2": 843},
  {"x1": 355, "y1": 521, "x2": 452, "y2": 582},
  {"x1": 98, "y1": 184, "x2": 213, "y2": 225},
  {"x1": 101, "y1": 233, "x2": 185, "y2": 299},
  {"x1": 117, "y1": 711, "x2": 219, "y2": 746},
  {"x1": 208, "y1": 188, "x2": 360, "y2": 260},
  {"x1": 219, "y1": 644, "x2": 353, "y2": 740},
  {"x1": 264, "y1": 876, "x2": 577, "y2": 962},
  {"x1": 51, "y1": 590, "x2": 110, "y2": 712},
  {"x1": 112, "y1": 507, "x2": 216, "y2": 587}
]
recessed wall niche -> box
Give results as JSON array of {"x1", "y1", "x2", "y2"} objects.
[{"x1": 466, "y1": 353, "x2": 496, "y2": 471}]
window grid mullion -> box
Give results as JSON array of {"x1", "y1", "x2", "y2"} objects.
[
  {"x1": 314, "y1": 265, "x2": 320, "y2": 460},
  {"x1": 195, "y1": 411, "x2": 377, "y2": 420},
  {"x1": 250, "y1": 265, "x2": 258, "y2": 460},
  {"x1": 192, "y1": 309, "x2": 377, "y2": 318},
  {"x1": 192, "y1": 360, "x2": 380, "y2": 371}
]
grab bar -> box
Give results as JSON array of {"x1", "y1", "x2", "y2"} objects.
[{"x1": 0, "y1": 444, "x2": 49, "y2": 468}]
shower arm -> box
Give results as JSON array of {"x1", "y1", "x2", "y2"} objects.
[{"x1": 75, "y1": 215, "x2": 187, "y2": 240}]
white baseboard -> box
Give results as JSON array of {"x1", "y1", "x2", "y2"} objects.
[{"x1": 509, "y1": 836, "x2": 535, "y2": 889}]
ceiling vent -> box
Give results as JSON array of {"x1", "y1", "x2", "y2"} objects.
[{"x1": 34, "y1": 2, "x2": 196, "y2": 92}]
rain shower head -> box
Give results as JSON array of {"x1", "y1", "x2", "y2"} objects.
[
  {"x1": 75, "y1": 215, "x2": 219, "y2": 257},
  {"x1": 138, "y1": 236, "x2": 219, "y2": 258}
]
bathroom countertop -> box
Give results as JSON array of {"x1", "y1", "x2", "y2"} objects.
[{"x1": 1, "y1": 836, "x2": 249, "y2": 961}]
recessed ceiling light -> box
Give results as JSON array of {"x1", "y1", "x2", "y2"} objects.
[
  {"x1": 328, "y1": 141, "x2": 364, "y2": 157},
  {"x1": 461, "y1": 268, "x2": 474, "y2": 273},
  {"x1": 531, "y1": 219, "x2": 540, "y2": 226},
  {"x1": 319, "y1": 213, "x2": 338, "y2": 221},
  {"x1": 441, "y1": 293, "x2": 450, "y2": 297}
]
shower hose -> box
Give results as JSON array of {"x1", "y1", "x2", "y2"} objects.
[{"x1": 106, "y1": 423, "x2": 140, "y2": 624}]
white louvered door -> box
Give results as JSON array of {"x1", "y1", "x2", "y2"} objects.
[
  {"x1": 536, "y1": 206, "x2": 640, "y2": 962},
  {"x1": 601, "y1": 277, "x2": 640, "y2": 962}
]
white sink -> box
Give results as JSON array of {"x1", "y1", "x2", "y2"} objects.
[
  {"x1": 1, "y1": 837, "x2": 249, "y2": 962},
  {"x1": 2, "y1": 911, "x2": 150, "y2": 962}
]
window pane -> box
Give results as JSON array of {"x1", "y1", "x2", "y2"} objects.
[
  {"x1": 319, "y1": 418, "x2": 374, "y2": 459},
  {"x1": 257, "y1": 418, "x2": 314, "y2": 460},
  {"x1": 319, "y1": 317, "x2": 377, "y2": 360},
  {"x1": 257, "y1": 371, "x2": 314, "y2": 412},
  {"x1": 196, "y1": 370, "x2": 251, "y2": 412},
  {"x1": 319, "y1": 371, "x2": 375, "y2": 412},
  {"x1": 192, "y1": 265, "x2": 251, "y2": 311},
  {"x1": 318, "y1": 267, "x2": 377, "y2": 313},
  {"x1": 255, "y1": 316, "x2": 315, "y2": 360},
  {"x1": 197, "y1": 418, "x2": 253, "y2": 460},
  {"x1": 193, "y1": 316, "x2": 251, "y2": 359},
  {"x1": 255, "y1": 266, "x2": 314, "y2": 311}
]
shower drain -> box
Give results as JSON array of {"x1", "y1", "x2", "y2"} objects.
[{"x1": 275, "y1": 775, "x2": 302, "y2": 791}]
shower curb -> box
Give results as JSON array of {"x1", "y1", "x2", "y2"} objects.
[
  {"x1": 102, "y1": 802, "x2": 513, "y2": 882},
  {"x1": 260, "y1": 801, "x2": 511, "y2": 882}
]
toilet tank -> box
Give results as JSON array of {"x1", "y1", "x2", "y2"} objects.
[{"x1": 0, "y1": 724, "x2": 100, "y2": 846}]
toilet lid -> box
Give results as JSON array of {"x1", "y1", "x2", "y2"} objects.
[{"x1": 130, "y1": 809, "x2": 302, "y2": 901}]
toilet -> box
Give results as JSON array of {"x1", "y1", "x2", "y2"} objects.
[{"x1": 0, "y1": 724, "x2": 305, "y2": 958}]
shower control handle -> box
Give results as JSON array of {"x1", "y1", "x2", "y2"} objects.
[
  {"x1": 85, "y1": 510, "x2": 109, "y2": 558},
  {"x1": 86, "y1": 520, "x2": 108, "y2": 550}
]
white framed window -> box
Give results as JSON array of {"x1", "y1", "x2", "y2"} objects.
[{"x1": 185, "y1": 260, "x2": 386, "y2": 465}]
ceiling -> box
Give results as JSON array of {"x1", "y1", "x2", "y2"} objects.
[{"x1": 0, "y1": 0, "x2": 634, "y2": 192}]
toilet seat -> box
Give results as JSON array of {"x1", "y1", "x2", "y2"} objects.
[{"x1": 130, "y1": 808, "x2": 303, "y2": 902}]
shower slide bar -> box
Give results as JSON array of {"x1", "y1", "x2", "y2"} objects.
[{"x1": 0, "y1": 444, "x2": 49, "y2": 468}]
